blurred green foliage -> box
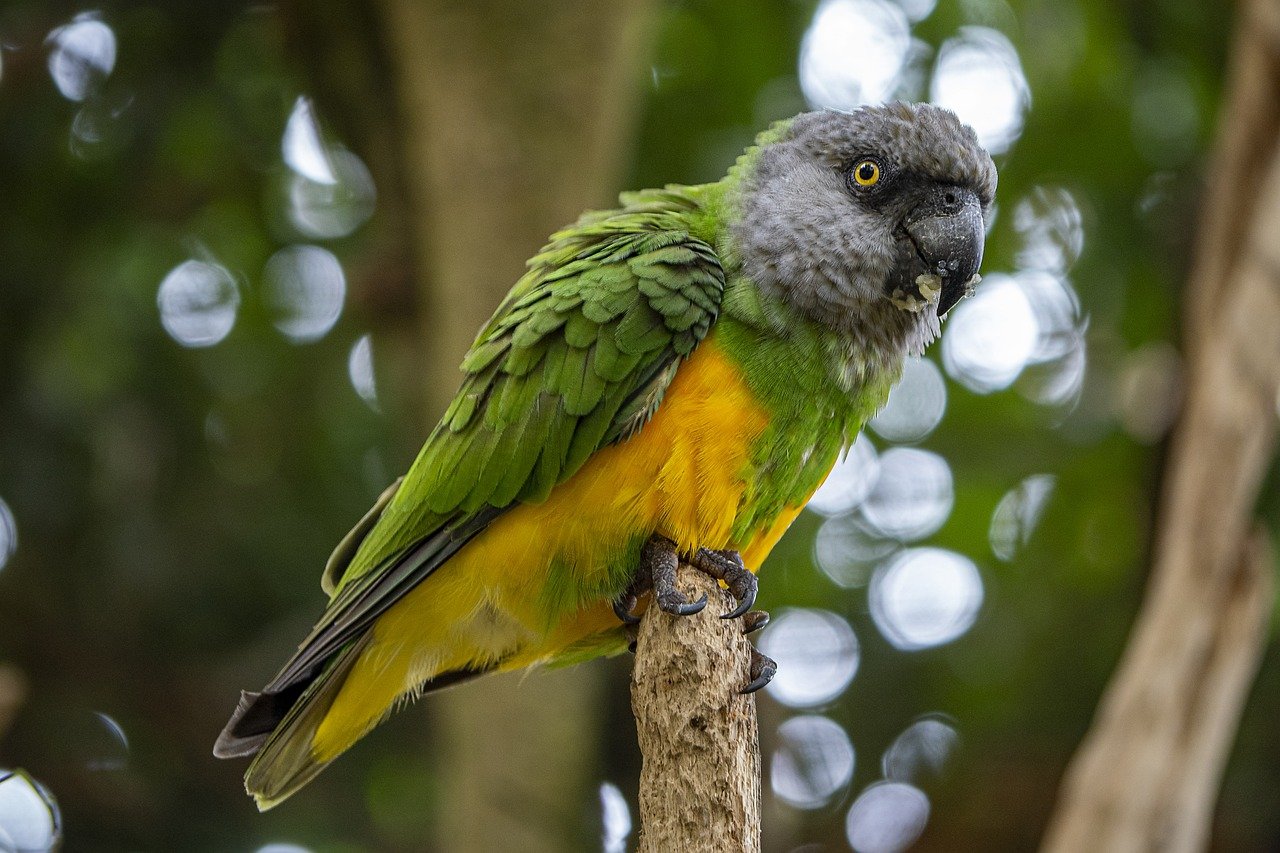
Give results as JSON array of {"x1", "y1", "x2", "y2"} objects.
[{"x1": 0, "y1": 1, "x2": 1275, "y2": 851}]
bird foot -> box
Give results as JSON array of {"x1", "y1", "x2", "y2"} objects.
[
  {"x1": 741, "y1": 648, "x2": 777, "y2": 694},
  {"x1": 612, "y1": 535, "x2": 707, "y2": 624},
  {"x1": 615, "y1": 536, "x2": 774, "y2": 693},
  {"x1": 689, "y1": 547, "x2": 758, "y2": 619},
  {"x1": 612, "y1": 537, "x2": 761, "y2": 623},
  {"x1": 740, "y1": 609, "x2": 770, "y2": 634}
]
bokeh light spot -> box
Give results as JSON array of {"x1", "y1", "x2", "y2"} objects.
[
  {"x1": 287, "y1": 148, "x2": 376, "y2": 240},
  {"x1": 157, "y1": 259, "x2": 240, "y2": 348},
  {"x1": 807, "y1": 433, "x2": 879, "y2": 518},
  {"x1": 814, "y1": 514, "x2": 898, "y2": 589},
  {"x1": 254, "y1": 845, "x2": 312, "y2": 853},
  {"x1": 348, "y1": 334, "x2": 380, "y2": 410},
  {"x1": 845, "y1": 781, "x2": 929, "y2": 853},
  {"x1": 895, "y1": 0, "x2": 938, "y2": 22},
  {"x1": 870, "y1": 357, "x2": 947, "y2": 443},
  {"x1": 882, "y1": 716, "x2": 959, "y2": 782},
  {"x1": 86, "y1": 711, "x2": 130, "y2": 772},
  {"x1": 800, "y1": 0, "x2": 911, "y2": 111},
  {"x1": 46, "y1": 13, "x2": 116, "y2": 102},
  {"x1": 771, "y1": 715, "x2": 855, "y2": 809},
  {"x1": 599, "y1": 782, "x2": 632, "y2": 853},
  {"x1": 0, "y1": 769, "x2": 61, "y2": 853},
  {"x1": 0, "y1": 498, "x2": 16, "y2": 575},
  {"x1": 283, "y1": 96, "x2": 336, "y2": 185},
  {"x1": 859, "y1": 447, "x2": 953, "y2": 541},
  {"x1": 942, "y1": 273, "x2": 1037, "y2": 393},
  {"x1": 1017, "y1": 269, "x2": 1084, "y2": 364},
  {"x1": 989, "y1": 474, "x2": 1055, "y2": 561},
  {"x1": 929, "y1": 26, "x2": 1028, "y2": 155},
  {"x1": 759, "y1": 609, "x2": 860, "y2": 707},
  {"x1": 1015, "y1": 275, "x2": 1086, "y2": 408},
  {"x1": 263, "y1": 245, "x2": 346, "y2": 343},
  {"x1": 69, "y1": 89, "x2": 135, "y2": 161},
  {"x1": 1015, "y1": 186, "x2": 1084, "y2": 274},
  {"x1": 870, "y1": 548, "x2": 983, "y2": 650},
  {"x1": 1115, "y1": 342, "x2": 1183, "y2": 443}
]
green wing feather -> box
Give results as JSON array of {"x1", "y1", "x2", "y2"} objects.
[{"x1": 218, "y1": 191, "x2": 725, "y2": 755}]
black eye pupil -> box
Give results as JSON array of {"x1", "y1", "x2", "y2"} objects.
[{"x1": 859, "y1": 164, "x2": 875, "y2": 180}]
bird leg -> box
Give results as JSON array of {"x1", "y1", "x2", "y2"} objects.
[
  {"x1": 612, "y1": 534, "x2": 708, "y2": 624},
  {"x1": 616, "y1": 538, "x2": 776, "y2": 692},
  {"x1": 689, "y1": 547, "x2": 758, "y2": 619},
  {"x1": 689, "y1": 548, "x2": 775, "y2": 692},
  {"x1": 613, "y1": 538, "x2": 762, "y2": 623}
]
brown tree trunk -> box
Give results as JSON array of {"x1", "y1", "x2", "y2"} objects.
[
  {"x1": 372, "y1": 2, "x2": 657, "y2": 850},
  {"x1": 377, "y1": 0, "x2": 657, "y2": 412},
  {"x1": 1041, "y1": 1, "x2": 1280, "y2": 849},
  {"x1": 632, "y1": 565, "x2": 763, "y2": 853}
]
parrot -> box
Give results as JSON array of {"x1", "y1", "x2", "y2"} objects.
[{"x1": 214, "y1": 102, "x2": 996, "y2": 809}]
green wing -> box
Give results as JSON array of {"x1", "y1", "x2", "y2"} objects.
[{"x1": 257, "y1": 191, "x2": 722, "y2": 703}]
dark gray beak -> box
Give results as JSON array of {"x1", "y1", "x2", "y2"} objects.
[{"x1": 905, "y1": 186, "x2": 985, "y2": 316}]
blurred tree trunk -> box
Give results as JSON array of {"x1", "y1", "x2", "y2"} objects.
[
  {"x1": 1041, "y1": 1, "x2": 1280, "y2": 849},
  {"x1": 372, "y1": 2, "x2": 657, "y2": 850}
]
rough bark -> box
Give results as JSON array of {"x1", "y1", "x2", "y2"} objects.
[
  {"x1": 632, "y1": 565, "x2": 762, "y2": 853},
  {"x1": 371, "y1": 3, "x2": 657, "y2": 851},
  {"x1": 1040, "y1": 1, "x2": 1280, "y2": 849}
]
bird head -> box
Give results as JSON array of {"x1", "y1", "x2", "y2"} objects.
[{"x1": 731, "y1": 103, "x2": 997, "y2": 357}]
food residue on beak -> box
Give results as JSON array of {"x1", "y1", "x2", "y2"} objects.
[{"x1": 889, "y1": 272, "x2": 944, "y2": 312}]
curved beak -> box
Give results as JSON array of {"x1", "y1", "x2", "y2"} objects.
[{"x1": 905, "y1": 186, "x2": 985, "y2": 316}]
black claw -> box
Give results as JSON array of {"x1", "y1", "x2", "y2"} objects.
[
  {"x1": 741, "y1": 649, "x2": 777, "y2": 695},
  {"x1": 692, "y1": 548, "x2": 758, "y2": 620},
  {"x1": 612, "y1": 594, "x2": 641, "y2": 625},
  {"x1": 627, "y1": 639, "x2": 638, "y2": 655},
  {"x1": 740, "y1": 610, "x2": 770, "y2": 634},
  {"x1": 721, "y1": 584, "x2": 757, "y2": 620},
  {"x1": 658, "y1": 592, "x2": 708, "y2": 616}
]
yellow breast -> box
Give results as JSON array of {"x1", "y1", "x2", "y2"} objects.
[{"x1": 313, "y1": 334, "x2": 784, "y2": 760}]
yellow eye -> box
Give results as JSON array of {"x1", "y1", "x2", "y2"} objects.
[{"x1": 852, "y1": 159, "x2": 881, "y2": 187}]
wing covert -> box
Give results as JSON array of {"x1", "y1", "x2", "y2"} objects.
[{"x1": 264, "y1": 196, "x2": 724, "y2": 693}]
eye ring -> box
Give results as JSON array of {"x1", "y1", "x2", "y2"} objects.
[{"x1": 851, "y1": 159, "x2": 881, "y2": 188}]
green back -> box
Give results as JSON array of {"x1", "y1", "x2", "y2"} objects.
[{"x1": 265, "y1": 189, "x2": 726, "y2": 691}]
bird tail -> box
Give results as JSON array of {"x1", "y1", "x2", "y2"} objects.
[
  {"x1": 214, "y1": 635, "x2": 369, "y2": 811},
  {"x1": 215, "y1": 633, "x2": 498, "y2": 810}
]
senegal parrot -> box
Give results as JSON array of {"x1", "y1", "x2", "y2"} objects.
[{"x1": 214, "y1": 103, "x2": 996, "y2": 809}]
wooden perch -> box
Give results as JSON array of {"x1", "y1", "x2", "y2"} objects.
[
  {"x1": 1041, "y1": 1, "x2": 1280, "y2": 850},
  {"x1": 631, "y1": 564, "x2": 762, "y2": 853}
]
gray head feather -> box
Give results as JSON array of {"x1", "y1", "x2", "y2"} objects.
[{"x1": 730, "y1": 103, "x2": 997, "y2": 364}]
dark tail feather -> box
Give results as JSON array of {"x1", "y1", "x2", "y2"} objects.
[
  {"x1": 241, "y1": 637, "x2": 372, "y2": 810},
  {"x1": 217, "y1": 637, "x2": 496, "y2": 810},
  {"x1": 213, "y1": 682, "x2": 309, "y2": 759}
]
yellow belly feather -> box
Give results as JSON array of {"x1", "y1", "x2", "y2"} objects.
[{"x1": 313, "y1": 336, "x2": 818, "y2": 761}]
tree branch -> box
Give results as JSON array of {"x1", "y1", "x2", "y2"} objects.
[
  {"x1": 1041, "y1": 1, "x2": 1280, "y2": 849},
  {"x1": 631, "y1": 564, "x2": 762, "y2": 853}
]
